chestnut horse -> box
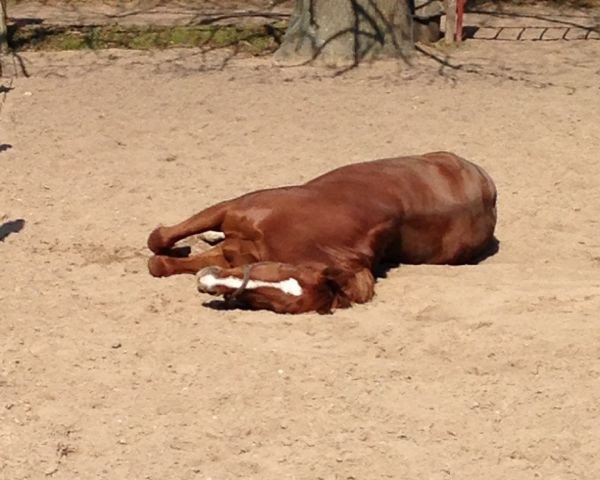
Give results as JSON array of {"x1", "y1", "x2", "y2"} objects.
[{"x1": 147, "y1": 152, "x2": 497, "y2": 314}]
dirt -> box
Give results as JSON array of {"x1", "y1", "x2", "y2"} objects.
[
  {"x1": 7, "y1": 0, "x2": 293, "y2": 27},
  {"x1": 1, "y1": 2, "x2": 600, "y2": 480}
]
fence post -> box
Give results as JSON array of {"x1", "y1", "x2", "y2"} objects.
[
  {"x1": 445, "y1": 0, "x2": 465, "y2": 44},
  {"x1": 456, "y1": 0, "x2": 465, "y2": 43},
  {"x1": 445, "y1": 0, "x2": 457, "y2": 44}
]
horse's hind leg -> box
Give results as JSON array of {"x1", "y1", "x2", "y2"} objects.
[
  {"x1": 148, "y1": 244, "x2": 230, "y2": 277},
  {"x1": 148, "y1": 200, "x2": 231, "y2": 254}
]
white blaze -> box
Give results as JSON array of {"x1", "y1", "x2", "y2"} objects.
[{"x1": 197, "y1": 273, "x2": 303, "y2": 297}]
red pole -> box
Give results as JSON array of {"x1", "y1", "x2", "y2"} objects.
[{"x1": 456, "y1": 0, "x2": 465, "y2": 42}]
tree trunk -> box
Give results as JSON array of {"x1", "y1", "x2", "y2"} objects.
[
  {"x1": 0, "y1": 0, "x2": 8, "y2": 53},
  {"x1": 274, "y1": 0, "x2": 413, "y2": 66}
]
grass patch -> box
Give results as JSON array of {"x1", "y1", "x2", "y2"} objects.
[{"x1": 8, "y1": 23, "x2": 287, "y2": 53}]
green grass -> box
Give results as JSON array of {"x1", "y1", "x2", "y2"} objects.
[{"x1": 8, "y1": 23, "x2": 287, "y2": 53}]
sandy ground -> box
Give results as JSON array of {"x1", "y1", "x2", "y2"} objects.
[
  {"x1": 2, "y1": 3, "x2": 600, "y2": 479},
  {"x1": 8, "y1": 0, "x2": 293, "y2": 26}
]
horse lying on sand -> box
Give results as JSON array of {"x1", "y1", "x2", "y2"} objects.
[{"x1": 147, "y1": 151, "x2": 498, "y2": 314}]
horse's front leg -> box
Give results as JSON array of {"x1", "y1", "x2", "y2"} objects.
[
  {"x1": 148, "y1": 200, "x2": 231, "y2": 254},
  {"x1": 148, "y1": 244, "x2": 230, "y2": 277}
]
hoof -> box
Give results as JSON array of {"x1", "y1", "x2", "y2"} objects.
[
  {"x1": 148, "y1": 256, "x2": 172, "y2": 277},
  {"x1": 147, "y1": 227, "x2": 169, "y2": 254}
]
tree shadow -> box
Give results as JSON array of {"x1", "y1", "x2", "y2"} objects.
[
  {"x1": 409, "y1": 1, "x2": 598, "y2": 92},
  {"x1": 6, "y1": 21, "x2": 285, "y2": 74},
  {"x1": 12, "y1": 0, "x2": 290, "y2": 27},
  {"x1": 3, "y1": 0, "x2": 429, "y2": 76},
  {"x1": 0, "y1": 143, "x2": 12, "y2": 152},
  {"x1": 0, "y1": 44, "x2": 30, "y2": 78},
  {"x1": 472, "y1": 11, "x2": 599, "y2": 32},
  {"x1": 471, "y1": 25, "x2": 600, "y2": 41},
  {"x1": 464, "y1": 0, "x2": 600, "y2": 38},
  {"x1": 414, "y1": 41, "x2": 579, "y2": 94},
  {"x1": 11, "y1": 17, "x2": 44, "y2": 28},
  {"x1": 275, "y1": 0, "x2": 414, "y2": 73},
  {"x1": 0, "y1": 218, "x2": 25, "y2": 242},
  {"x1": 7, "y1": 0, "x2": 595, "y2": 80},
  {"x1": 4, "y1": 0, "x2": 289, "y2": 74},
  {"x1": 468, "y1": 1, "x2": 599, "y2": 27}
]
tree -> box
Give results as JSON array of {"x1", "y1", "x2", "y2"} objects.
[
  {"x1": 0, "y1": 0, "x2": 7, "y2": 53},
  {"x1": 275, "y1": 0, "x2": 444, "y2": 66}
]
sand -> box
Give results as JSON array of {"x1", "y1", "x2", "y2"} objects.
[{"x1": 1, "y1": 4, "x2": 600, "y2": 479}]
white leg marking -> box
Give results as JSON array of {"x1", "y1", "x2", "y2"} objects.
[
  {"x1": 197, "y1": 273, "x2": 303, "y2": 296},
  {"x1": 198, "y1": 231, "x2": 226, "y2": 244}
]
